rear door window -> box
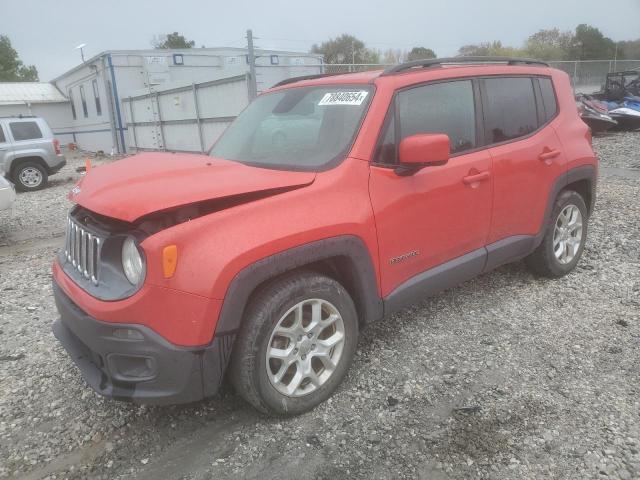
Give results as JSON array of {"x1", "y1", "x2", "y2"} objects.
[
  {"x1": 9, "y1": 121, "x2": 43, "y2": 141},
  {"x1": 538, "y1": 77, "x2": 558, "y2": 123},
  {"x1": 397, "y1": 80, "x2": 476, "y2": 154},
  {"x1": 483, "y1": 77, "x2": 538, "y2": 144}
]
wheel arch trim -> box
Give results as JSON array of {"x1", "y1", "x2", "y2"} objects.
[
  {"x1": 9, "y1": 154, "x2": 49, "y2": 175},
  {"x1": 536, "y1": 164, "x2": 597, "y2": 247},
  {"x1": 213, "y1": 235, "x2": 383, "y2": 336}
]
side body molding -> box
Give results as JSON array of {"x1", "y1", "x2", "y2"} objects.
[
  {"x1": 213, "y1": 166, "x2": 597, "y2": 337},
  {"x1": 384, "y1": 164, "x2": 598, "y2": 313},
  {"x1": 484, "y1": 164, "x2": 597, "y2": 272},
  {"x1": 214, "y1": 235, "x2": 384, "y2": 335},
  {"x1": 383, "y1": 248, "x2": 487, "y2": 317}
]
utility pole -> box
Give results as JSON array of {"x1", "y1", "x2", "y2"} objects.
[{"x1": 246, "y1": 29, "x2": 258, "y2": 100}]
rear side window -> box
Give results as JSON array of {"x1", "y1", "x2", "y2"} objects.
[
  {"x1": 483, "y1": 77, "x2": 538, "y2": 143},
  {"x1": 397, "y1": 80, "x2": 476, "y2": 154},
  {"x1": 539, "y1": 77, "x2": 558, "y2": 123},
  {"x1": 9, "y1": 121, "x2": 43, "y2": 141}
]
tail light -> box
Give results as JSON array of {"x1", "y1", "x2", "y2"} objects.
[{"x1": 53, "y1": 138, "x2": 61, "y2": 155}]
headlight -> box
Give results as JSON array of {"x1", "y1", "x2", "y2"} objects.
[{"x1": 122, "y1": 237, "x2": 145, "y2": 285}]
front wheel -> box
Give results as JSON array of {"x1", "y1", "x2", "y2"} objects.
[
  {"x1": 525, "y1": 190, "x2": 588, "y2": 278},
  {"x1": 13, "y1": 161, "x2": 48, "y2": 191},
  {"x1": 229, "y1": 271, "x2": 358, "y2": 416}
]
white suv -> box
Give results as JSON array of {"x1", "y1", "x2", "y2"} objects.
[
  {"x1": 0, "y1": 116, "x2": 66, "y2": 191},
  {"x1": 0, "y1": 175, "x2": 16, "y2": 212}
]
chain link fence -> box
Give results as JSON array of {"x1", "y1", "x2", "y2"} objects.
[
  {"x1": 290, "y1": 60, "x2": 640, "y2": 94},
  {"x1": 547, "y1": 60, "x2": 640, "y2": 94},
  {"x1": 122, "y1": 59, "x2": 639, "y2": 152}
]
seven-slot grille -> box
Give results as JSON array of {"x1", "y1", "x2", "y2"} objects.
[{"x1": 64, "y1": 216, "x2": 102, "y2": 285}]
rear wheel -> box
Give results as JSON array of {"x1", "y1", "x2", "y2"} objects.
[
  {"x1": 229, "y1": 271, "x2": 358, "y2": 416},
  {"x1": 525, "y1": 190, "x2": 588, "y2": 278},
  {"x1": 13, "y1": 161, "x2": 48, "y2": 191}
]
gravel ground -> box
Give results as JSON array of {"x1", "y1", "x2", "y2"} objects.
[
  {"x1": 0, "y1": 135, "x2": 639, "y2": 480},
  {"x1": 0, "y1": 151, "x2": 122, "y2": 248}
]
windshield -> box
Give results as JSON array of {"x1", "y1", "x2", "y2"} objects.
[{"x1": 210, "y1": 86, "x2": 373, "y2": 171}]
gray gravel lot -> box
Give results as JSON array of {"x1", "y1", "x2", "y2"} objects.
[{"x1": 0, "y1": 135, "x2": 639, "y2": 480}]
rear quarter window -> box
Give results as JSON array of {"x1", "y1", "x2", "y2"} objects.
[
  {"x1": 483, "y1": 77, "x2": 538, "y2": 144},
  {"x1": 9, "y1": 121, "x2": 43, "y2": 141},
  {"x1": 539, "y1": 77, "x2": 558, "y2": 123}
]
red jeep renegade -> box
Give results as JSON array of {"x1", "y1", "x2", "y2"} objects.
[{"x1": 53, "y1": 57, "x2": 597, "y2": 415}]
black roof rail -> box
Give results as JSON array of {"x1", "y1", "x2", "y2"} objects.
[
  {"x1": 272, "y1": 72, "x2": 353, "y2": 88},
  {"x1": 381, "y1": 56, "x2": 549, "y2": 76}
]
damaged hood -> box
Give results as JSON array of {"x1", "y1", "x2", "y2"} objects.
[{"x1": 70, "y1": 152, "x2": 316, "y2": 222}]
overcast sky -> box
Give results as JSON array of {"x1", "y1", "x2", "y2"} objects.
[{"x1": 3, "y1": 0, "x2": 639, "y2": 81}]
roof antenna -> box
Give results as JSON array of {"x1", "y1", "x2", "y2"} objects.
[{"x1": 75, "y1": 43, "x2": 87, "y2": 63}]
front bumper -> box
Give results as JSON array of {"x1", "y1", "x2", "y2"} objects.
[{"x1": 52, "y1": 281, "x2": 234, "y2": 405}]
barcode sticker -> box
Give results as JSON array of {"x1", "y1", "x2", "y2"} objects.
[{"x1": 318, "y1": 91, "x2": 368, "y2": 106}]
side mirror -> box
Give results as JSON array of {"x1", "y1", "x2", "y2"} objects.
[{"x1": 397, "y1": 133, "x2": 450, "y2": 175}]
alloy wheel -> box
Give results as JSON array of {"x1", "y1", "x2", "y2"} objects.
[
  {"x1": 266, "y1": 298, "x2": 345, "y2": 397},
  {"x1": 553, "y1": 204, "x2": 583, "y2": 264}
]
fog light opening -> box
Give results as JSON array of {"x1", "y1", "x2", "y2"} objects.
[{"x1": 108, "y1": 354, "x2": 157, "y2": 381}]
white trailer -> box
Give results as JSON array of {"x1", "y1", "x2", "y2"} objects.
[{"x1": 52, "y1": 48, "x2": 324, "y2": 154}]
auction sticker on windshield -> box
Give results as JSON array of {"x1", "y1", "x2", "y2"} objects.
[{"x1": 318, "y1": 91, "x2": 369, "y2": 106}]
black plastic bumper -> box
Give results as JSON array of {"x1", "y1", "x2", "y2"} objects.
[
  {"x1": 52, "y1": 281, "x2": 235, "y2": 405},
  {"x1": 48, "y1": 158, "x2": 67, "y2": 174}
]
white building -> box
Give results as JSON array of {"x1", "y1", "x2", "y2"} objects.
[
  {"x1": 0, "y1": 82, "x2": 71, "y2": 133},
  {"x1": 51, "y1": 48, "x2": 324, "y2": 153}
]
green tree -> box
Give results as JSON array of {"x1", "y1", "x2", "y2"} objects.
[
  {"x1": 524, "y1": 28, "x2": 574, "y2": 60},
  {"x1": 618, "y1": 39, "x2": 640, "y2": 59},
  {"x1": 458, "y1": 43, "x2": 491, "y2": 56},
  {"x1": 570, "y1": 24, "x2": 615, "y2": 60},
  {"x1": 381, "y1": 48, "x2": 405, "y2": 64},
  {"x1": 407, "y1": 47, "x2": 436, "y2": 61},
  {"x1": 311, "y1": 34, "x2": 379, "y2": 64},
  {"x1": 153, "y1": 32, "x2": 195, "y2": 49},
  {"x1": 0, "y1": 35, "x2": 38, "y2": 81},
  {"x1": 458, "y1": 41, "x2": 524, "y2": 57}
]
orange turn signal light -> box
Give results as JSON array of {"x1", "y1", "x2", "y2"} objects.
[{"x1": 162, "y1": 245, "x2": 178, "y2": 278}]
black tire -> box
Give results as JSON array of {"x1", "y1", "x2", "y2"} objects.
[
  {"x1": 229, "y1": 271, "x2": 358, "y2": 416},
  {"x1": 12, "y1": 161, "x2": 48, "y2": 192},
  {"x1": 525, "y1": 190, "x2": 589, "y2": 278}
]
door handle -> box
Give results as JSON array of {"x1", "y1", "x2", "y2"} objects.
[
  {"x1": 539, "y1": 149, "x2": 561, "y2": 161},
  {"x1": 463, "y1": 171, "x2": 490, "y2": 185}
]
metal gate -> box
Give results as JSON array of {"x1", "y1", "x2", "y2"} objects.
[{"x1": 123, "y1": 74, "x2": 251, "y2": 153}]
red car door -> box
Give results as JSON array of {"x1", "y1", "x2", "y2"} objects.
[
  {"x1": 369, "y1": 79, "x2": 493, "y2": 298},
  {"x1": 482, "y1": 76, "x2": 567, "y2": 244}
]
